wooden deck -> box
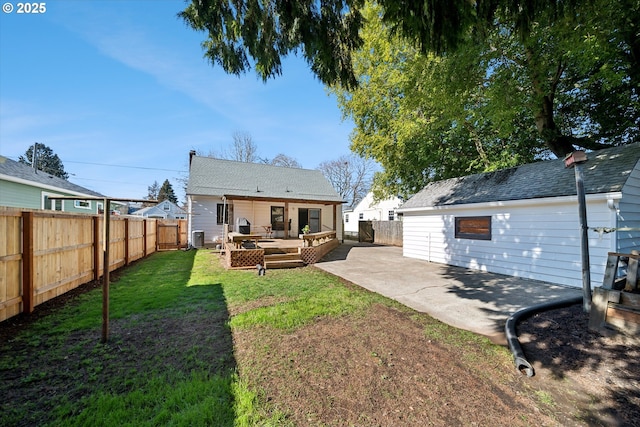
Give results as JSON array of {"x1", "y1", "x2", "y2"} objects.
[{"x1": 213, "y1": 234, "x2": 340, "y2": 270}]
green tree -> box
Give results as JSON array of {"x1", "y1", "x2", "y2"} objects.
[
  {"x1": 158, "y1": 179, "x2": 178, "y2": 204},
  {"x1": 330, "y1": 2, "x2": 639, "y2": 196},
  {"x1": 18, "y1": 143, "x2": 69, "y2": 179},
  {"x1": 180, "y1": 1, "x2": 600, "y2": 89},
  {"x1": 181, "y1": 0, "x2": 639, "y2": 195}
]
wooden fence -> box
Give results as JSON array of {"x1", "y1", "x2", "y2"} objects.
[
  {"x1": 372, "y1": 220, "x2": 403, "y2": 246},
  {"x1": 354, "y1": 220, "x2": 403, "y2": 246},
  {"x1": 0, "y1": 209, "x2": 187, "y2": 322}
]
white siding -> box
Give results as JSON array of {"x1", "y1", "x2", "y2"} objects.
[
  {"x1": 618, "y1": 167, "x2": 640, "y2": 252},
  {"x1": 403, "y1": 196, "x2": 618, "y2": 288},
  {"x1": 189, "y1": 197, "x2": 343, "y2": 243},
  {"x1": 189, "y1": 196, "x2": 226, "y2": 244},
  {"x1": 343, "y1": 193, "x2": 403, "y2": 233}
]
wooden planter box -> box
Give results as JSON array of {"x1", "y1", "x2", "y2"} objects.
[
  {"x1": 589, "y1": 288, "x2": 640, "y2": 335},
  {"x1": 589, "y1": 252, "x2": 640, "y2": 336}
]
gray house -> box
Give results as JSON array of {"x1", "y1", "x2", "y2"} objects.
[
  {"x1": 0, "y1": 155, "x2": 105, "y2": 214},
  {"x1": 186, "y1": 152, "x2": 343, "y2": 246},
  {"x1": 131, "y1": 200, "x2": 187, "y2": 219},
  {"x1": 398, "y1": 143, "x2": 640, "y2": 289}
]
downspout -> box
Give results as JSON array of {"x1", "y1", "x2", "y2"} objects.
[{"x1": 505, "y1": 295, "x2": 583, "y2": 377}]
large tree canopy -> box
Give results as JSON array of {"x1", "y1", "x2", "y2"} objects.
[
  {"x1": 181, "y1": 0, "x2": 593, "y2": 89},
  {"x1": 182, "y1": 0, "x2": 639, "y2": 196},
  {"x1": 329, "y1": 1, "x2": 639, "y2": 197}
]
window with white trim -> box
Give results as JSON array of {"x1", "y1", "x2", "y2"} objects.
[{"x1": 74, "y1": 200, "x2": 91, "y2": 209}]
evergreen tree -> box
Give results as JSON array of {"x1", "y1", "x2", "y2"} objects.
[
  {"x1": 158, "y1": 179, "x2": 178, "y2": 204},
  {"x1": 18, "y1": 143, "x2": 69, "y2": 179}
]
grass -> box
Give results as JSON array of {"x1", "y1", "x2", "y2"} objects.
[
  {"x1": 0, "y1": 249, "x2": 513, "y2": 426},
  {"x1": 0, "y1": 250, "x2": 389, "y2": 426}
]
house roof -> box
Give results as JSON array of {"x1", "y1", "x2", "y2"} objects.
[
  {"x1": 0, "y1": 155, "x2": 104, "y2": 198},
  {"x1": 187, "y1": 156, "x2": 344, "y2": 203},
  {"x1": 400, "y1": 143, "x2": 640, "y2": 210},
  {"x1": 132, "y1": 200, "x2": 186, "y2": 217}
]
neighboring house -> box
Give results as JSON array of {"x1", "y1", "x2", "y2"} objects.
[
  {"x1": 343, "y1": 192, "x2": 404, "y2": 234},
  {"x1": 186, "y1": 152, "x2": 344, "y2": 245},
  {"x1": 397, "y1": 143, "x2": 640, "y2": 289},
  {"x1": 131, "y1": 200, "x2": 187, "y2": 219},
  {"x1": 0, "y1": 155, "x2": 105, "y2": 214}
]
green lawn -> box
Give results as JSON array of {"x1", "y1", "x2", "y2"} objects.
[{"x1": 0, "y1": 249, "x2": 406, "y2": 426}]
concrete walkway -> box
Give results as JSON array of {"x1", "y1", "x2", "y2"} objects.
[{"x1": 315, "y1": 241, "x2": 582, "y2": 344}]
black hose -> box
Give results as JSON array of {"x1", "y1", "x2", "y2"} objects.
[{"x1": 504, "y1": 295, "x2": 583, "y2": 377}]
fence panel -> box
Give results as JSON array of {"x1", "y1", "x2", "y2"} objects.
[
  {"x1": 0, "y1": 211, "x2": 22, "y2": 322},
  {"x1": 32, "y1": 213, "x2": 95, "y2": 307},
  {"x1": 127, "y1": 218, "x2": 146, "y2": 262},
  {"x1": 372, "y1": 221, "x2": 403, "y2": 246},
  {"x1": 0, "y1": 208, "x2": 185, "y2": 323}
]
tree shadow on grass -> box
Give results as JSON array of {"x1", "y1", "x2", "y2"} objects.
[
  {"x1": 517, "y1": 304, "x2": 640, "y2": 426},
  {"x1": 0, "y1": 251, "x2": 239, "y2": 427}
]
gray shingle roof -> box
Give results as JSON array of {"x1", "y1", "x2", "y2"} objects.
[
  {"x1": 0, "y1": 155, "x2": 104, "y2": 197},
  {"x1": 187, "y1": 156, "x2": 343, "y2": 203},
  {"x1": 400, "y1": 143, "x2": 640, "y2": 210}
]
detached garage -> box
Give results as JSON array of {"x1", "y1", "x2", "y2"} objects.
[{"x1": 397, "y1": 143, "x2": 640, "y2": 288}]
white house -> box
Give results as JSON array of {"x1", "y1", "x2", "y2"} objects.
[
  {"x1": 186, "y1": 152, "x2": 344, "y2": 246},
  {"x1": 343, "y1": 192, "x2": 404, "y2": 235},
  {"x1": 131, "y1": 200, "x2": 187, "y2": 219},
  {"x1": 397, "y1": 143, "x2": 640, "y2": 289}
]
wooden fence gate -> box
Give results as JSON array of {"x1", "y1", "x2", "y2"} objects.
[
  {"x1": 157, "y1": 220, "x2": 187, "y2": 250},
  {"x1": 358, "y1": 220, "x2": 374, "y2": 243}
]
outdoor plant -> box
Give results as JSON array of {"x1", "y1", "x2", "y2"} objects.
[{"x1": 301, "y1": 224, "x2": 310, "y2": 234}]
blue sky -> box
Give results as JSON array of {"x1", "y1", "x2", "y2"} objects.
[{"x1": 0, "y1": 0, "x2": 354, "y2": 202}]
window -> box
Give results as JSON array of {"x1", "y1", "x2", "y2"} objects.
[
  {"x1": 359, "y1": 213, "x2": 363, "y2": 220},
  {"x1": 74, "y1": 200, "x2": 91, "y2": 209},
  {"x1": 42, "y1": 193, "x2": 63, "y2": 211},
  {"x1": 271, "y1": 206, "x2": 285, "y2": 230},
  {"x1": 345, "y1": 214, "x2": 349, "y2": 223},
  {"x1": 163, "y1": 203, "x2": 171, "y2": 211},
  {"x1": 216, "y1": 203, "x2": 228, "y2": 225},
  {"x1": 388, "y1": 210, "x2": 395, "y2": 221},
  {"x1": 455, "y1": 216, "x2": 491, "y2": 240}
]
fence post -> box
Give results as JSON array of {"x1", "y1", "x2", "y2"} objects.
[
  {"x1": 155, "y1": 219, "x2": 159, "y2": 252},
  {"x1": 21, "y1": 211, "x2": 35, "y2": 314},
  {"x1": 143, "y1": 219, "x2": 148, "y2": 256},
  {"x1": 93, "y1": 216, "x2": 100, "y2": 281},
  {"x1": 124, "y1": 217, "x2": 130, "y2": 266}
]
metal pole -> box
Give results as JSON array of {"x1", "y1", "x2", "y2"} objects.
[
  {"x1": 574, "y1": 164, "x2": 592, "y2": 312},
  {"x1": 102, "y1": 198, "x2": 110, "y2": 343}
]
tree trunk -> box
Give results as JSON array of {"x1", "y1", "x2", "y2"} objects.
[
  {"x1": 534, "y1": 95, "x2": 575, "y2": 157},
  {"x1": 527, "y1": 49, "x2": 575, "y2": 158}
]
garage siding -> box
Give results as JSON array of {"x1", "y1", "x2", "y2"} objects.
[
  {"x1": 618, "y1": 168, "x2": 640, "y2": 253},
  {"x1": 403, "y1": 197, "x2": 616, "y2": 288}
]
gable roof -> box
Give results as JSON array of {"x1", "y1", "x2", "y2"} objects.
[
  {"x1": 400, "y1": 143, "x2": 640, "y2": 210},
  {"x1": 187, "y1": 156, "x2": 343, "y2": 203},
  {"x1": 0, "y1": 155, "x2": 104, "y2": 198},
  {"x1": 132, "y1": 200, "x2": 186, "y2": 217}
]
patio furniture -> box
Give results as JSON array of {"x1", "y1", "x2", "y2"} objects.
[{"x1": 227, "y1": 232, "x2": 262, "y2": 249}]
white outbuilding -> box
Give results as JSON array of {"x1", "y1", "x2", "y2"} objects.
[{"x1": 397, "y1": 143, "x2": 640, "y2": 289}]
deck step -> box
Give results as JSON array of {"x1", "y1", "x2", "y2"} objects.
[{"x1": 264, "y1": 253, "x2": 305, "y2": 269}]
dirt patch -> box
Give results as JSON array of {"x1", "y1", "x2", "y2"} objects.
[
  {"x1": 1, "y1": 279, "x2": 638, "y2": 426},
  {"x1": 234, "y1": 303, "x2": 557, "y2": 426},
  {"x1": 517, "y1": 304, "x2": 640, "y2": 426}
]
